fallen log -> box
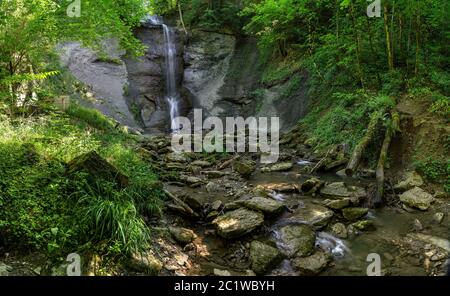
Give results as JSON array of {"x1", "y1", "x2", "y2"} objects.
[
  {"x1": 373, "y1": 112, "x2": 400, "y2": 207},
  {"x1": 345, "y1": 112, "x2": 380, "y2": 176},
  {"x1": 164, "y1": 189, "x2": 199, "y2": 218},
  {"x1": 218, "y1": 155, "x2": 240, "y2": 170}
]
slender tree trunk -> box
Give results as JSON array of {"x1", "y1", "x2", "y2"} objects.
[
  {"x1": 383, "y1": 4, "x2": 394, "y2": 70},
  {"x1": 178, "y1": 3, "x2": 188, "y2": 36},
  {"x1": 415, "y1": 14, "x2": 421, "y2": 76},
  {"x1": 390, "y1": 1, "x2": 395, "y2": 66},
  {"x1": 406, "y1": 16, "x2": 412, "y2": 73},
  {"x1": 350, "y1": 3, "x2": 365, "y2": 88}
]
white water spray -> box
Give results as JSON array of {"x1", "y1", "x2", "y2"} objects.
[{"x1": 162, "y1": 23, "x2": 180, "y2": 131}]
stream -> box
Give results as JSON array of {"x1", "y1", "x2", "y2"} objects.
[{"x1": 161, "y1": 159, "x2": 449, "y2": 276}]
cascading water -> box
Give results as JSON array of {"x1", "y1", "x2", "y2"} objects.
[{"x1": 161, "y1": 23, "x2": 181, "y2": 131}]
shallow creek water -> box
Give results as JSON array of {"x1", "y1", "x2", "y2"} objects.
[{"x1": 167, "y1": 161, "x2": 449, "y2": 276}]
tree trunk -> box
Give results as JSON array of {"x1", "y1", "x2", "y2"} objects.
[
  {"x1": 415, "y1": 14, "x2": 421, "y2": 76},
  {"x1": 178, "y1": 3, "x2": 188, "y2": 36},
  {"x1": 374, "y1": 112, "x2": 400, "y2": 207},
  {"x1": 350, "y1": 3, "x2": 365, "y2": 88},
  {"x1": 384, "y1": 4, "x2": 394, "y2": 70},
  {"x1": 345, "y1": 113, "x2": 380, "y2": 176}
]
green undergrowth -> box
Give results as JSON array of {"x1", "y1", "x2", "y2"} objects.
[
  {"x1": 301, "y1": 90, "x2": 395, "y2": 151},
  {"x1": 0, "y1": 104, "x2": 163, "y2": 259}
]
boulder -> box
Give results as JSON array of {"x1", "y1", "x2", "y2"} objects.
[
  {"x1": 277, "y1": 225, "x2": 316, "y2": 257},
  {"x1": 66, "y1": 151, "x2": 129, "y2": 188},
  {"x1": 291, "y1": 204, "x2": 334, "y2": 229},
  {"x1": 320, "y1": 182, "x2": 366, "y2": 203},
  {"x1": 250, "y1": 241, "x2": 283, "y2": 275},
  {"x1": 351, "y1": 220, "x2": 375, "y2": 231},
  {"x1": 233, "y1": 160, "x2": 256, "y2": 179},
  {"x1": 237, "y1": 196, "x2": 284, "y2": 215},
  {"x1": 169, "y1": 227, "x2": 195, "y2": 245},
  {"x1": 399, "y1": 187, "x2": 434, "y2": 210},
  {"x1": 300, "y1": 177, "x2": 324, "y2": 194},
  {"x1": 213, "y1": 269, "x2": 231, "y2": 276},
  {"x1": 394, "y1": 171, "x2": 424, "y2": 192},
  {"x1": 128, "y1": 252, "x2": 163, "y2": 274},
  {"x1": 292, "y1": 251, "x2": 331, "y2": 275},
  {"x1": 330, "y1": 223, "x2": 348, "y2": 239},
  {"x1": 212, "y1": 208, "x2": 264, "y2": 239},
  {"x1": 190, "y1": 160, "x2": 212, "y2": 168},
  {"x1": 165, "y1": 152, "x2": 189, "y2": 163},
  {"x1": 261, "y1": 162, "x2": 293, "y2": 172},
  {"x1": 324, "y1": 198, "x2": 351, "y2": 210},
  {"x1": 342, "y1": 207, "x2": 369, "y2": 221},
  {"x1": 182, "y1": 195, "x2": 204, "y2": 210},
  {"x1": 0, "y1": 263, "x2": 12, "y2": 276},
  {"x1": 433, "y1": 212, "x2": 445, "y2": 224}
]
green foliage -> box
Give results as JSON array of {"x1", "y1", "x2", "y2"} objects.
[
  {"x1": 0, "y1": 110, "x2": 161, "y2": 256},
  {"x1": 66, "y1": 103, "x2": 117, "y2": 131},
  {"x1": 429, "y1": 95, "x2": 450, "y2": 118},
  {"x1": 301, "y1": 91, "x2": 394, "y2": 149},
  {"x1": 414, "y1": 157, "x2": 450, "y2": 190},
  {"x1": 0, "y1": 0, "x2": 148, "y2": 112}
]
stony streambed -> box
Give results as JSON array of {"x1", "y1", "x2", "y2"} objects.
[{"x1": 132, "y1": 135, "x2": 450, "y2": 277}]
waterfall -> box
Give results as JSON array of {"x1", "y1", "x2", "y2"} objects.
[{"x1": 162, "y1": 23, "x2": 180, "y2": 132}]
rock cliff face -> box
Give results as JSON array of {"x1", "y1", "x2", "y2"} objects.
[
  {"x1": 58, "y1": 40, "x2": 138, "y2": 129},
  {"x1": 60, "y1": 25, "x2": 310, "y2": 133},
  {"x1": 124, "y1": 22, "x2": 188, "y2": 133}
]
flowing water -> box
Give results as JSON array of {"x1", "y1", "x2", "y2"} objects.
[
  {"x1": 162, "y1": 24, "x2": 180, "y2": 131},
  {"x1": 167, "y1": 161, "x2": 449, "y2": 276}
]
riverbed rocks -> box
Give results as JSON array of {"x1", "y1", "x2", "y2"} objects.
[
  {"x1": 394, "y1": 171, "x2": 424, "y2": 192},
  {"x1": 342, "y1": 207, "x2": 369, "y2": 221},
  {"x1": 300, "y1": 177, "x2": 324, "y2": 194},
  {"x1": 237, "y1": 196, "x2": 284, "y2": 215},
  {"x1": 261, "y1": 162, "x2": 293, "y2": 172},
  {"x1": 399, "y1": 187, "x2": 434, "y2": 210},
  {"x1": 319, "y1": 182, "x2": 366, "y2": 203},
  {"x1": 165, "y1": 152, "x2": 189, "y2": 163},
  {"x1": 277, "y1": 225, "x2": 316, "y2": 257},
  {"x1": 330, "y1": 223, "x2": 348, "y2": 238},
  {"x1": 128, "y1": 251, "x2": 163, "y2": 274},
  {"x1": 432, "y1": 212, "x2": 445, "y2": 224},
  {"x1": 212, "y1": 208, "x2": 264, "y2": 239},
  {"x1": 250, "y1": 241, "x2": 283, "y2": 275},
  {"x1": 0, "y1": 263, "x2": 13, "y2": 276},
  {"x1": 351, "y1": 220, "x2": 375, "y2": 231},
  {"x1": 292, "y1": 251, "x2": 331, "y2": 275},
  {"x1": 233, "y1": 160, "x2": 256, "y2": 179},
  {"x1": 291, "y1": 204, "x2": 334, "y2": 229},
  {"x1": 324, "y1": 198, "x2": 351, "y2": 210},
  {"x1": 169, "y1": 227, "x2": 196, "y2": 245}
]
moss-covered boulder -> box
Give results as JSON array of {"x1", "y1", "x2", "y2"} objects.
[
  {"x1": 292, "y1": 251, "x2": 331, "y2": 275},
  {"x1": 233, "y1": 160, "x2": 256, "y2": 178},
  {"x1": 66, "y1": 151, "x2": 129, "y2": 188},
  {"x1": 399, "y1": 187, "x2": 434, "y2": 210},
  {"x1": 169, "y1": 227, "x2": 195, "y2": 245},
  {"x1": 237, "y1": 196, "x2": 284, "y2": 215},
  {"x1": 278, "y1": 225, "x2": 316, "y2": 257},
  {"x1": 342, "y1": 207, "x2": 369, "y2": 221},
  {"x1": 250, "y1": 241, "x2": 283, "y2": 275},
  {"x1": 292, "y1": 204, "x2": 334, "y2": 229},
  {"x1": 212, "y1": 208, "x2": 264, "y2": 239}
]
